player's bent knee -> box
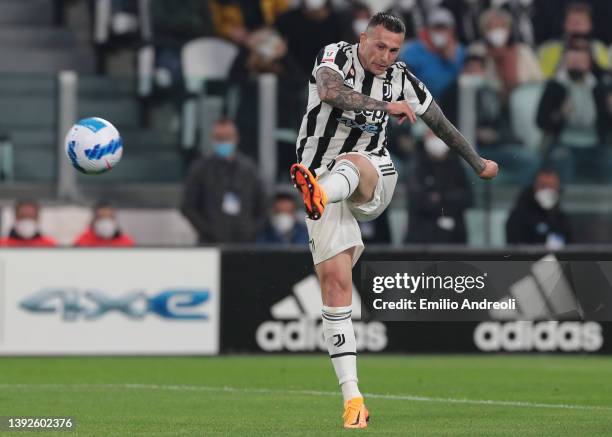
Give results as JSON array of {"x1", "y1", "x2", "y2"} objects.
[
  {"x1": 337, "y1": 153, "x2": 372, "y2": 175},
  {"x1": 336, "y1": 154, "x2": 378, "y2": 204}
]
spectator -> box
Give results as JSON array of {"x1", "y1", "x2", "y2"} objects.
[
  {"x1": 471, "y1": 8, "x2": 541, "y2": 96},
  {"x1": 74, "y1": 203, "x2": 134, "y2": 247},
  {"x1": 228, "y1": 26, "x2": 305, "y2": 166},
  {"x1": 506, "y1": 168, "x2": 572, "y2": 248},
  {"x1": 210, "y1": 0, "x2": 289, "y2": 45},
  {"x1": 342, "y1": 2, "x2": 371, "y2": 44},
  {"x1": 257, "y1": 192, "x2": 308, "y2": 244},
  {"x1": 439, "y1": 46, "x2": 493, "y2": 125},
  {"x1": 405, "y1": 130, "x2": 473, "y2": 244},
  {"x1": 275, "y1": 0, "x2": 344, "y2": 77},
  {"x1": 0, "y1": 200, "x2": 56, "y2": 247},
  {"x1": 538, "y1": 2, "x2": 609, "y2": 79},
  {"x1": 181, "y1": 118, "x2": 266, "y2": 244},
  {"x1": 399, "y1": 8, "x2": 465, "y2": 100},
  {"x1": 440, "y1": 0, "x2": 535, "y2": 45},
  {"x1": 228, "y1": 27, "x2": 302, "y2": 80},
  {"x1": 439, "y1": 46, "x2": 538, "y2": 184},
  {"x1": 536, "y1": 36, "x2": 612, "y2": 183}
]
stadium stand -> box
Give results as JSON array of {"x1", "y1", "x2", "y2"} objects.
[{"x1": 0, "y1": 1, "x2": 611, "y2": 245}]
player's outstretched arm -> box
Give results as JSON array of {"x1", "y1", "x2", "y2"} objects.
[
  {"x1": 316, "y1": 67, "x2": 415, "y2": 122},
  {"x1": 420, "y1": 101, "x2": 498, "y2": 179}
]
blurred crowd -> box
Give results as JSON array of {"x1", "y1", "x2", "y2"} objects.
[
  {"x1": 10, "y1": 0, "x2": 612, "y2": 248},
  {"x1": 0, "y1": 200, "x2": 134, "y2": 247}
]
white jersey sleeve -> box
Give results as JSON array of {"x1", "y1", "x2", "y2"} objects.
[
  {"x1": 396, "y1": 62, "x2": 433, "y2": 116},
  {"x1": 313, "y1": 42, "x2": 352, "y2": 79}
]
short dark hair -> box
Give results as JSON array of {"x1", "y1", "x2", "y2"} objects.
[
  {"x1": 368, "y1": 12, "x2": 406, "y2": 34},
  {"x1": 464, "y1": 54, "x2": 485, "y2": 67},
  {"x1": 273, "y1": 191, "x2": 297, "y2": 204},
  {"x1": 566, "y1": 2, "x2": 591, "y2": 18},
  {"x1": 15, "y1": 199, "x2": 39, "y2": 212},
  {"x1": 93, "y1": 201, "x2": 115, "y2": 213},
  {"x1": 215, "y1": 116, "x2": 235, "y2": 127}
]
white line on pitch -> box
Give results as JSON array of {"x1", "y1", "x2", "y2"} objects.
[{"x1": 1, "y1": 383, "x2": 611, "y2": 412}]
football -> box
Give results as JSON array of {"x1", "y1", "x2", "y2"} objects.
[{"x1": 65, "y1": 117, "x2": 123, "y2": 174}]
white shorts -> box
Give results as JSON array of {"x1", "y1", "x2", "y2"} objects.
[{"x1": 306, "y1": 151, "x2": 398, "y2": 267}]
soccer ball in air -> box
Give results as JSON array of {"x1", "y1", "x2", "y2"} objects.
[{"x1": 65, "y1": 117, "x2": 123, "y2": 174}]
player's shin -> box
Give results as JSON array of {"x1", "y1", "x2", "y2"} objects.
[
  {"x1": 322, "y1": 305, "x2": 362, "y2": 402},
  {"x1": 320, "y1": 160, "x2": 360, "y2": 203}
]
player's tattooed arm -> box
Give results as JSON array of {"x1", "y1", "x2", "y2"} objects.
[
  {"x1": 316, "y1": 67, "x2": 387, "y2": 112},
  {"x1": 420, "y1": 101, "x2": 486, "y2": 174}
]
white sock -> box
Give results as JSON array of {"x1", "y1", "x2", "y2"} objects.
[
  {"x1": 320, "y1": 160, "x2": 360, "y2": 204},
  {"x1": 322, "y1": 305, "x2": 362, "y2": 402}
]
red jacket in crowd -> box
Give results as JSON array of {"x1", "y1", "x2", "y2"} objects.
[
  {"x1": 73, "y1": 228, "x2": 135, "y2": 247},
  {"x1": 0, "y1": 232, "x2": 57, "y2": 247}
]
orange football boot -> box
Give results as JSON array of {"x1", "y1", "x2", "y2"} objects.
[
  {"x1": 343, "y1": 397, "x2": 369, "y2": 429},
  {"x1": 290, "y1": 163, "x2": 327, "y2": 220}
]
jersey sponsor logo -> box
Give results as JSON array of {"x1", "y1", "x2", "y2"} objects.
[
  {"x1": 345, "y1": 77, "x2": 355, "y2": 88},
  {"x1": 337, "y1": 116, "x2": 383, "y2": 134},
  {"x1": 255, "y1": 275, "x2": 388, "y2": 352},
  {"x1": 355, "y1": 109, "x2": 386, "y2": 121}
]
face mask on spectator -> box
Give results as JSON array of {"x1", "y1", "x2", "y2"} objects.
[
  {"x1": 257, "y1": 40, "x2": 277, "y2": 61},
  {"x1": 214, "y1": 142, "x2": 236, "y2": 158},
  {"x1": 567, "y1": 69, "x2": 586, "y2": 81},
  {"x1": 271, "y1": 213, "x2": 295, "y2": 234},
  {"x1": 534, "y1": 188, "x2": 559, "y2": 210},
  {"x1": 430, "y1": 31, "x2": 449, "y2": 49},
  {"x1": 94, "y1": 218, "x2": 118, "y2": 239},
  {"x1": 486, "y1": 28, "x2": 509, "y2": 48},
  {"x1": 424, "y1": 136, "x2": 449, "y2": 158},
  {"x1": 254, "y1": 30, "x2": 283, "y2": 61},
  {"x1": 14, "y1": 219, "x2": 38, "y2": 239},
  {"x1": 353, "y1": 18, "x2": 369, "y2": 36},
  {"x1": 304, "y1": 0, "x2": 326, "y2": 11}
]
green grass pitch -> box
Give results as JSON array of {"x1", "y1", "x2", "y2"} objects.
[{"x1": 1, "y1": 355, "x2": 611, "y2": 436}]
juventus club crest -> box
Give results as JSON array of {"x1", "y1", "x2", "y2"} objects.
[{"x1": 383, "y1": 81, "x2": 392, "y2": 100}]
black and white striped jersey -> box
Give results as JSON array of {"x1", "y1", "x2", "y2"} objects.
[{"x1": 296, "y1": 41, "x2": 433, "y2": 176}]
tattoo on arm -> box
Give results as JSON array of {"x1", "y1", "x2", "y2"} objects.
[
  {"x1": 421, "y1": 101, "x2": 485, "y2": 173},
  {"x1": 316, "y1": 67, "x2": 388, "y2": 112}
]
